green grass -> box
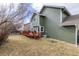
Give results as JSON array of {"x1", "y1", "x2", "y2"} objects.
[{"x1": 0, "y1": 35, "x2": 79, "y2": 56}]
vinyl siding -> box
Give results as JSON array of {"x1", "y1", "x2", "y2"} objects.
[
  {"x1": 40, "y1": 7, "x2": 75, "y2": 44},
  {"x1": 30, "y1": 14, "x2": 40, "y2": 31},
  {"x1": 62, "y1": 12, "x2": 68, "y2": 22},
  {"x1": 40, "y1": 16, "x2": 45, "y2": 26},
  {"x1": 40, "y1": 16, "x2": 45, "y2": 34},
  {"x1": 31, "y1": 15, "x2": 40, "y2": 26}
]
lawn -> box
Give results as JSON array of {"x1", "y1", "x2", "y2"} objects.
[{"x1": 0, "y1": 35, "x2": 79, "y2": 56}]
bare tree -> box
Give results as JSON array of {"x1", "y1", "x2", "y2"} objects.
[{"x1": 0, "y1": 3, "x2": 28, "y2": 45}]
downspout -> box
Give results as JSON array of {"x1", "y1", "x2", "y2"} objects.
[
  {"x1": 75, "y1": 24, "x2": 78, "y2": 47},
  {"x1": 59, "y1": 9, "x2": 62, "y2": 26}
]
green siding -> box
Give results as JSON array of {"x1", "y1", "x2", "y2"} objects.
[
  {"x1": 62, "y1": 12, "x2": 68, "y2": 19},
  {"x1": 40, "y1": 16, "x2": 45, "y2": 26},
  {"x1": 40, "y1": 16, "x2": 45, "y2": 35},
  {"x1": 31, "y1": 15, "x2": 39, "y2": 26},
  {"x1": 62, "y1": 12, "x2": 68, "y2": 22},
  {"x1": 41, "y1": 7, "x2": 75, "y2": 44}
]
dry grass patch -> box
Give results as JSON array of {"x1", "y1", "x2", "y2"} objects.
[{"x1": 0, "y1": 35, "x2": 79, "y2": 56}]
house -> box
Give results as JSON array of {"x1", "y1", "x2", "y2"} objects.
[
  {"x1": 62, "y1": 14, "x2": 79, "y2": 45},
  {"x1": 30, "y1": 5, "x2": 79, "y2": 46}
]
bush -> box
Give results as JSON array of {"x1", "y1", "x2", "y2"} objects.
[{"x1": 0, "y1": 31, "x2": 8, "y2": 46}]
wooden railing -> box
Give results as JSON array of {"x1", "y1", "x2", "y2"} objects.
[{"x1": 22, "y1": 31, "x2": 42, "y2": 39}]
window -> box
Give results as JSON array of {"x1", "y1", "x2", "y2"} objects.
[{"x1": 41, "y1": 26, "x2": 44, "y2": 32}]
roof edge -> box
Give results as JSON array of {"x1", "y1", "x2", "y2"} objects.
[{"x1": 40, "y1": 5, "x2": 71, "y2": 16}]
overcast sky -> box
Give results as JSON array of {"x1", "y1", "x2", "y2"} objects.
[{"x1": 32, "y1": 3, "x2": 79, "y2": 15}]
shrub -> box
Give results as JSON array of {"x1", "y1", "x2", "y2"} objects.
[{"x1": 0, "y1": 32, "x2": 8, "y2": 46}]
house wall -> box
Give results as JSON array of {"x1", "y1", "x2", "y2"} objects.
[
  {"x1": 40, "y1": 7, "x2": 75, "y2": 44},
  {"x1": 40, "y1": 16, "x2": 45, "y2": 34},
  {"x1": 62, "y1": 12, "x2": 68, "y2": 19},
  {"x1": 31, "y1": 14, "x2": 40, "y2": 26},
  {"x1": 30, "y1": 14, "x2": 40, "y2": 31},
  {"x1": 40, "y1": 16, "x2": 45, "y2": 26},
  {"x1": 62, "y1": 12, "x2": 68, "y2": 22}
]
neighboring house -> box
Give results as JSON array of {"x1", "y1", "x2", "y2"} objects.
[{"x1": 29, "y1": 5, "x2": 79, "y2": 46}]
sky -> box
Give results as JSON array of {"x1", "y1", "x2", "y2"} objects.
[{"x1": 32, "y1": 3, "x2": 79, "y2": 15}]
